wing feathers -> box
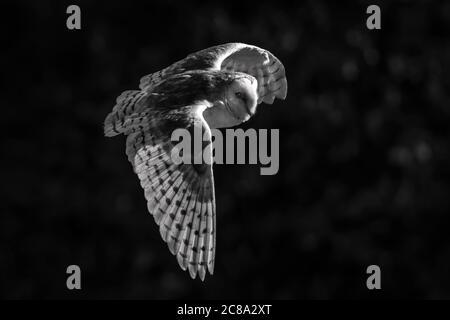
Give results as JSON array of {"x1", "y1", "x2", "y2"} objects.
[
  {"x1": 197, "y1": 206, "x2": 207, "y2": 281},
  {"x1": 139, "y1": 69, "x2": 166, "y2": 90},
  {"x1": 206, "y1": 199, "x2": 215, "y2": 274},
  {"x1": 187, "y1": 186, "x2": 204, "y2": 279},
  {"x1": 177, "y1": 188, "x2": 201, "y2": 271},
  {"x1": 123, "y1": 107, "x2": 216, "y2": 281},
  {"x1": 104, "y1": 91, "x2": 148, "y2": 137},
  {"x1": 168, "y1": 179, "x2": 199, "y2": 255},
  {"x1": 159, "y1": 173, "x2": 191, "y2": 242},
  {"x1": 135, "y1": 43, "x2": 287, "y2": 107}
]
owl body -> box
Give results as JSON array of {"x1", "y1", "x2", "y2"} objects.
[{"x1": 104, "y1": 43, "x2": 287, "y2": 281}]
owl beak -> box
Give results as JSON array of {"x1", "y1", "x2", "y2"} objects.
[
  {"x1": 245, "y1": 93, "x2": 258, "y2": 117},
  {"x1": 224, "y1": 99, "x2": 242, "y2": 121}
]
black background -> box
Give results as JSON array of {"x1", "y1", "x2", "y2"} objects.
[{"x1": 2, "y1": 0, "x2": 450, "y2": 299}]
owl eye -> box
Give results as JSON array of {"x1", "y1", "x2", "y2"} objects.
[{"x1": 235, "y1": 91, "x2": 244, "y2": 99}]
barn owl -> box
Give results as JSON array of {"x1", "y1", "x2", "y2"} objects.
[{"x1": 104, "y1": 43, "x2": 287, "y2": 281}]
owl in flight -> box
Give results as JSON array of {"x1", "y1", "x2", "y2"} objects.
[{"x1": 104, "y1": 43, "x2": 287, "y2": 281}]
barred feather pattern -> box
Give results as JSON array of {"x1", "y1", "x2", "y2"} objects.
[
  {"x1": 124, "y1": 115, "x2": 216, "y2": 281},
  {"x1": 104, "y1": 90, "x2": 149, "y2": 137},
  {"x1": 139, "y1": 69, "x2": 171, "y2": 91}
]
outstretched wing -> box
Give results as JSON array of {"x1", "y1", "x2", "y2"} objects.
[
  {"x1": 125, "y1": 104, "x2": 216, "y2": 281},
  {"x1": 139, "y1": 43, "x2": 287, "y2": 105}
]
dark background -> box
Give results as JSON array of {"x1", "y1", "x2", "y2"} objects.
[{"x1": 2, "y1": 0, "x2": 450, "y2": 299}]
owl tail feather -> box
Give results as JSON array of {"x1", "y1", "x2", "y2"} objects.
[{"x1": 104, "y1": 90, "x2": 148, "y2": 137}]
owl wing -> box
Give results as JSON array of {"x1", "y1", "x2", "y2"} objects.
[
  {"x1": 139, "y1": 43, "x2": 287, "y2": 104},
  {"x1": 124, "y1": 103, "x2": 216, "y2": 281}
]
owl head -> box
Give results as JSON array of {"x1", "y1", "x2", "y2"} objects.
[
  {"x1": 223, "y1": 73, "x2": 258, "y2": 122},
  {"x1": 199, "y1": 72, "x2": 259, "y2": 129}
]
